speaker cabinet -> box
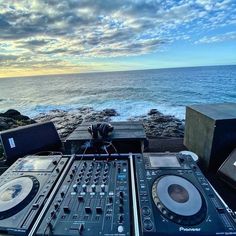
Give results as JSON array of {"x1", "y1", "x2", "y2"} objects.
[
  {"x1": 184, "y1": 103, "x2": 236, "y2": 172},
  {"x1": 0, "y1": 121, "x2": 62, "y2": 164}
]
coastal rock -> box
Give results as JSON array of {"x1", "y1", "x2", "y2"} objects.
[
  {"x1": 0, "y1": 110, "x2": 36, "y2": 132},
  {"x1": 34, "y1": 107, "x2": 119, "y2": 140},
  {"x1": 0, "y1": 109, "x2": 31, "y2": 121},
  {"x1": 130, "y1": 109, "x2": 185, "y2": 138},
  {"x1": 148, "y1": 109, "x2": 161, "y2": 116},
  {"x1": 0, "y1": 107, "x2": 185, "y2": 140}
]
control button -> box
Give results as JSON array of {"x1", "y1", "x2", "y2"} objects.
[
  {"x1": 82, "y1": 184, "x2": 87, "y2": 192},
  {"x1": 109, "y1": 196, "x2": 113, "y2": 203},
  {"x1": 60, "y1": 191, "x2": 65, "y2": 197},
  {"x1": 85, "y1": 207, "x2": 92, "y2": 214},
  {"x1": 119, "y1": 215, "x2": 124, "y2": 223},
  {"x1": 63, "y1": 206, "x2": 70, "y2": 214},
  {"x1": 78, "y1": 223, "x2": 84, "y2": 233},
  {"x1": 142, "y1": 207, "x2": 151, "y2": 216},
  {"x1": 119, "y1": 205, "x2": 124, "y2": 213},
  {"x1": 69, "y1": 173, "x2": 74, "y2": 179},
  {"x1": 119, "y1": 192, "x2": 124, "y2": 198},
  {"x1": 119, "y1": 197, "x2": 124, "y2": 204},
  {"x1": 101, "y1": 184, "x2": 105, "y2": 192},
  {"x1": 118, "y1": 225, "x2": 124, "y2": 233},
  {"x1": 50, "y1": 210, "x2": 56, "y2": 219},
  {"x1": 179, "y1": 156, "x2": 185, "y2": 163},
  {"x1": 32, "y1": 203, "x2": 39, "y2": 209},
  {"x1": 91, "y1": 184, "x2": 96, "y2": 192},
  {"x1": 96, "y1": 207, "x2": 103, "y2": 214},
  {"x1": 54, "y1": 202, "x2": 59, "y2": 210},
  {"x1": 52, "y1": 160, "x2": 58, "y2": 165},
  {"x1": 118, "y1": 167, "x2": 121, "y2": 173},
  {"x1": 73, "y1": 184, "x2": 78, "y2": 192},
  {"x1": 143, "y1": 219, "x2": 153, "y2": 231},
  {"x1": 78, "y1": 196, "x2": 84, "y2": 202},
  {"x1": 217, "y1": 207, "x2": 225, "y2": 213},
  {"x1": 55, "y1": 168, "x2": 60, "y2": 173}
]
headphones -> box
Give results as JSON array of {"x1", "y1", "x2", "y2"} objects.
[{"x1": 88, "y1": 123, "x2": 114, "y2": 139}]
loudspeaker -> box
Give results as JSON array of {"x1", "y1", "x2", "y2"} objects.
[
  {"x1": 0, "y1": 121, "x2": 62, "y2": 164},
  {"x1": 184, "y1": 103, "x2": 236, "y2": 172},
  {"x1": 217, "y1": 148, "x2": 236, "y2": 189}
]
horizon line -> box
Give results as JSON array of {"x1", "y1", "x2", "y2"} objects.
[{"x1": 0, "y1": 63, "x2": 236, "y2": 80}]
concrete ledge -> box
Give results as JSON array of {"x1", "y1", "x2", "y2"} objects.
[{"x1": 148, "y1": 137, "x2": 186, "y2": 152}]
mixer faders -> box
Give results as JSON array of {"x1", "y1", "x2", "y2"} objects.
[{"x1": 36, "y1": 156, "x2": 132, "y2": 236}]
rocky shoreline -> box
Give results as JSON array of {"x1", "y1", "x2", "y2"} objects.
[{"x1": 0, "y1": 108, "x2": 185, "y2": 140}]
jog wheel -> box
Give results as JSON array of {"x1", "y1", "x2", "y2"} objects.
[
  {"x1": 152, "y1": 175, "x2": 207, "y2": 225},
  {"x1": 0, "y1": 176, "x2": 40, "y2": 220}
]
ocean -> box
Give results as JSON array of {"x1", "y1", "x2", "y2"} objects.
[{"x1": 0, "y1": 65, "x2": 236, "y2": 120}]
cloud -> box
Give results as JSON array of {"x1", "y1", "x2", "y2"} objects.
[
  {"x1": 195, "y1": 31, "x2": 236, "y2": 44},
  {"x1": 0, "y1": 0, "x2": 235, "y2": 75}
]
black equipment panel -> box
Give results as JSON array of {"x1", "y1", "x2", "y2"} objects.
[
  {"x1": 0, "y1": 155, "x2": 68, "y2": 235},
  {"x1": 36, "y1": 155, "x2": 132, "y2": 236},
  {"x1": 134, "y1": 153, "x2": 236, "y2": 236}
]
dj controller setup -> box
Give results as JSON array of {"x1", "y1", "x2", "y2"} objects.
[{"x1": 0, "y1": 151, "x2": 235, "y2": 236}]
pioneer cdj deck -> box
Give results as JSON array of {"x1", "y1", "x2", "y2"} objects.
[
  {"x1": 134, "y1": 153, "x2": 236, "y2": 235},
  {"x1": 0, "y1": 155, "x2": 68, "y2": 235}
]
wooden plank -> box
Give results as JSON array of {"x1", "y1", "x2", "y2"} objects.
[{"x1": 66, "y1": 121, "x2": 146, "y2": 142}]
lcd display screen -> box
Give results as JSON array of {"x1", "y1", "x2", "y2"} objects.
[
  {"x1": 149, "y1": 154, "x2": 181, "y2": 168},
  {"x1": 16, "y1": 158, "x2": 52, "y2": 171}
]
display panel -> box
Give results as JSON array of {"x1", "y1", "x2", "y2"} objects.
[
  {"x1": 16, "y1": 158, "x2": 52, "y2": 171},
  {"x1": 149, "y1": 154, "x2": 181, "y2": 168}
]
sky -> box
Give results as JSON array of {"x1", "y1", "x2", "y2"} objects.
[{"x1": 0, "y1": 0, "x2": 236, "y2": 78}]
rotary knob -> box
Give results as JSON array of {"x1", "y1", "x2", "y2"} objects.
[{"x1": 143, "y1": 219, "x2": 153, "y2": 231}]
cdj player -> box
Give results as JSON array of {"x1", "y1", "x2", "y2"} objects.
[
  {"x1": 134, "y1": 152, "x2": 236, "y2": 235},
  {"x1": 33, "y1": 154, "x2": 134, "y2": 236},
  {"x1": 0, "y1": 155, "x2": 68, "y2": 235}
]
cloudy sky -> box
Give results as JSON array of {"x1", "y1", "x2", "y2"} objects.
[{"x1": 0, "y1": 0, "x2": 235, "y2": 78}]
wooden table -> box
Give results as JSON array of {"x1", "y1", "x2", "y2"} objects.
[{"x1": 64, "y1": 121, "x2": 147, "y2": 154}]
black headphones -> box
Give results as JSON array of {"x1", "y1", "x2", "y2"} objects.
[{"x1": 88, "y1": 123, "x2": 114, "y2": 139}]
